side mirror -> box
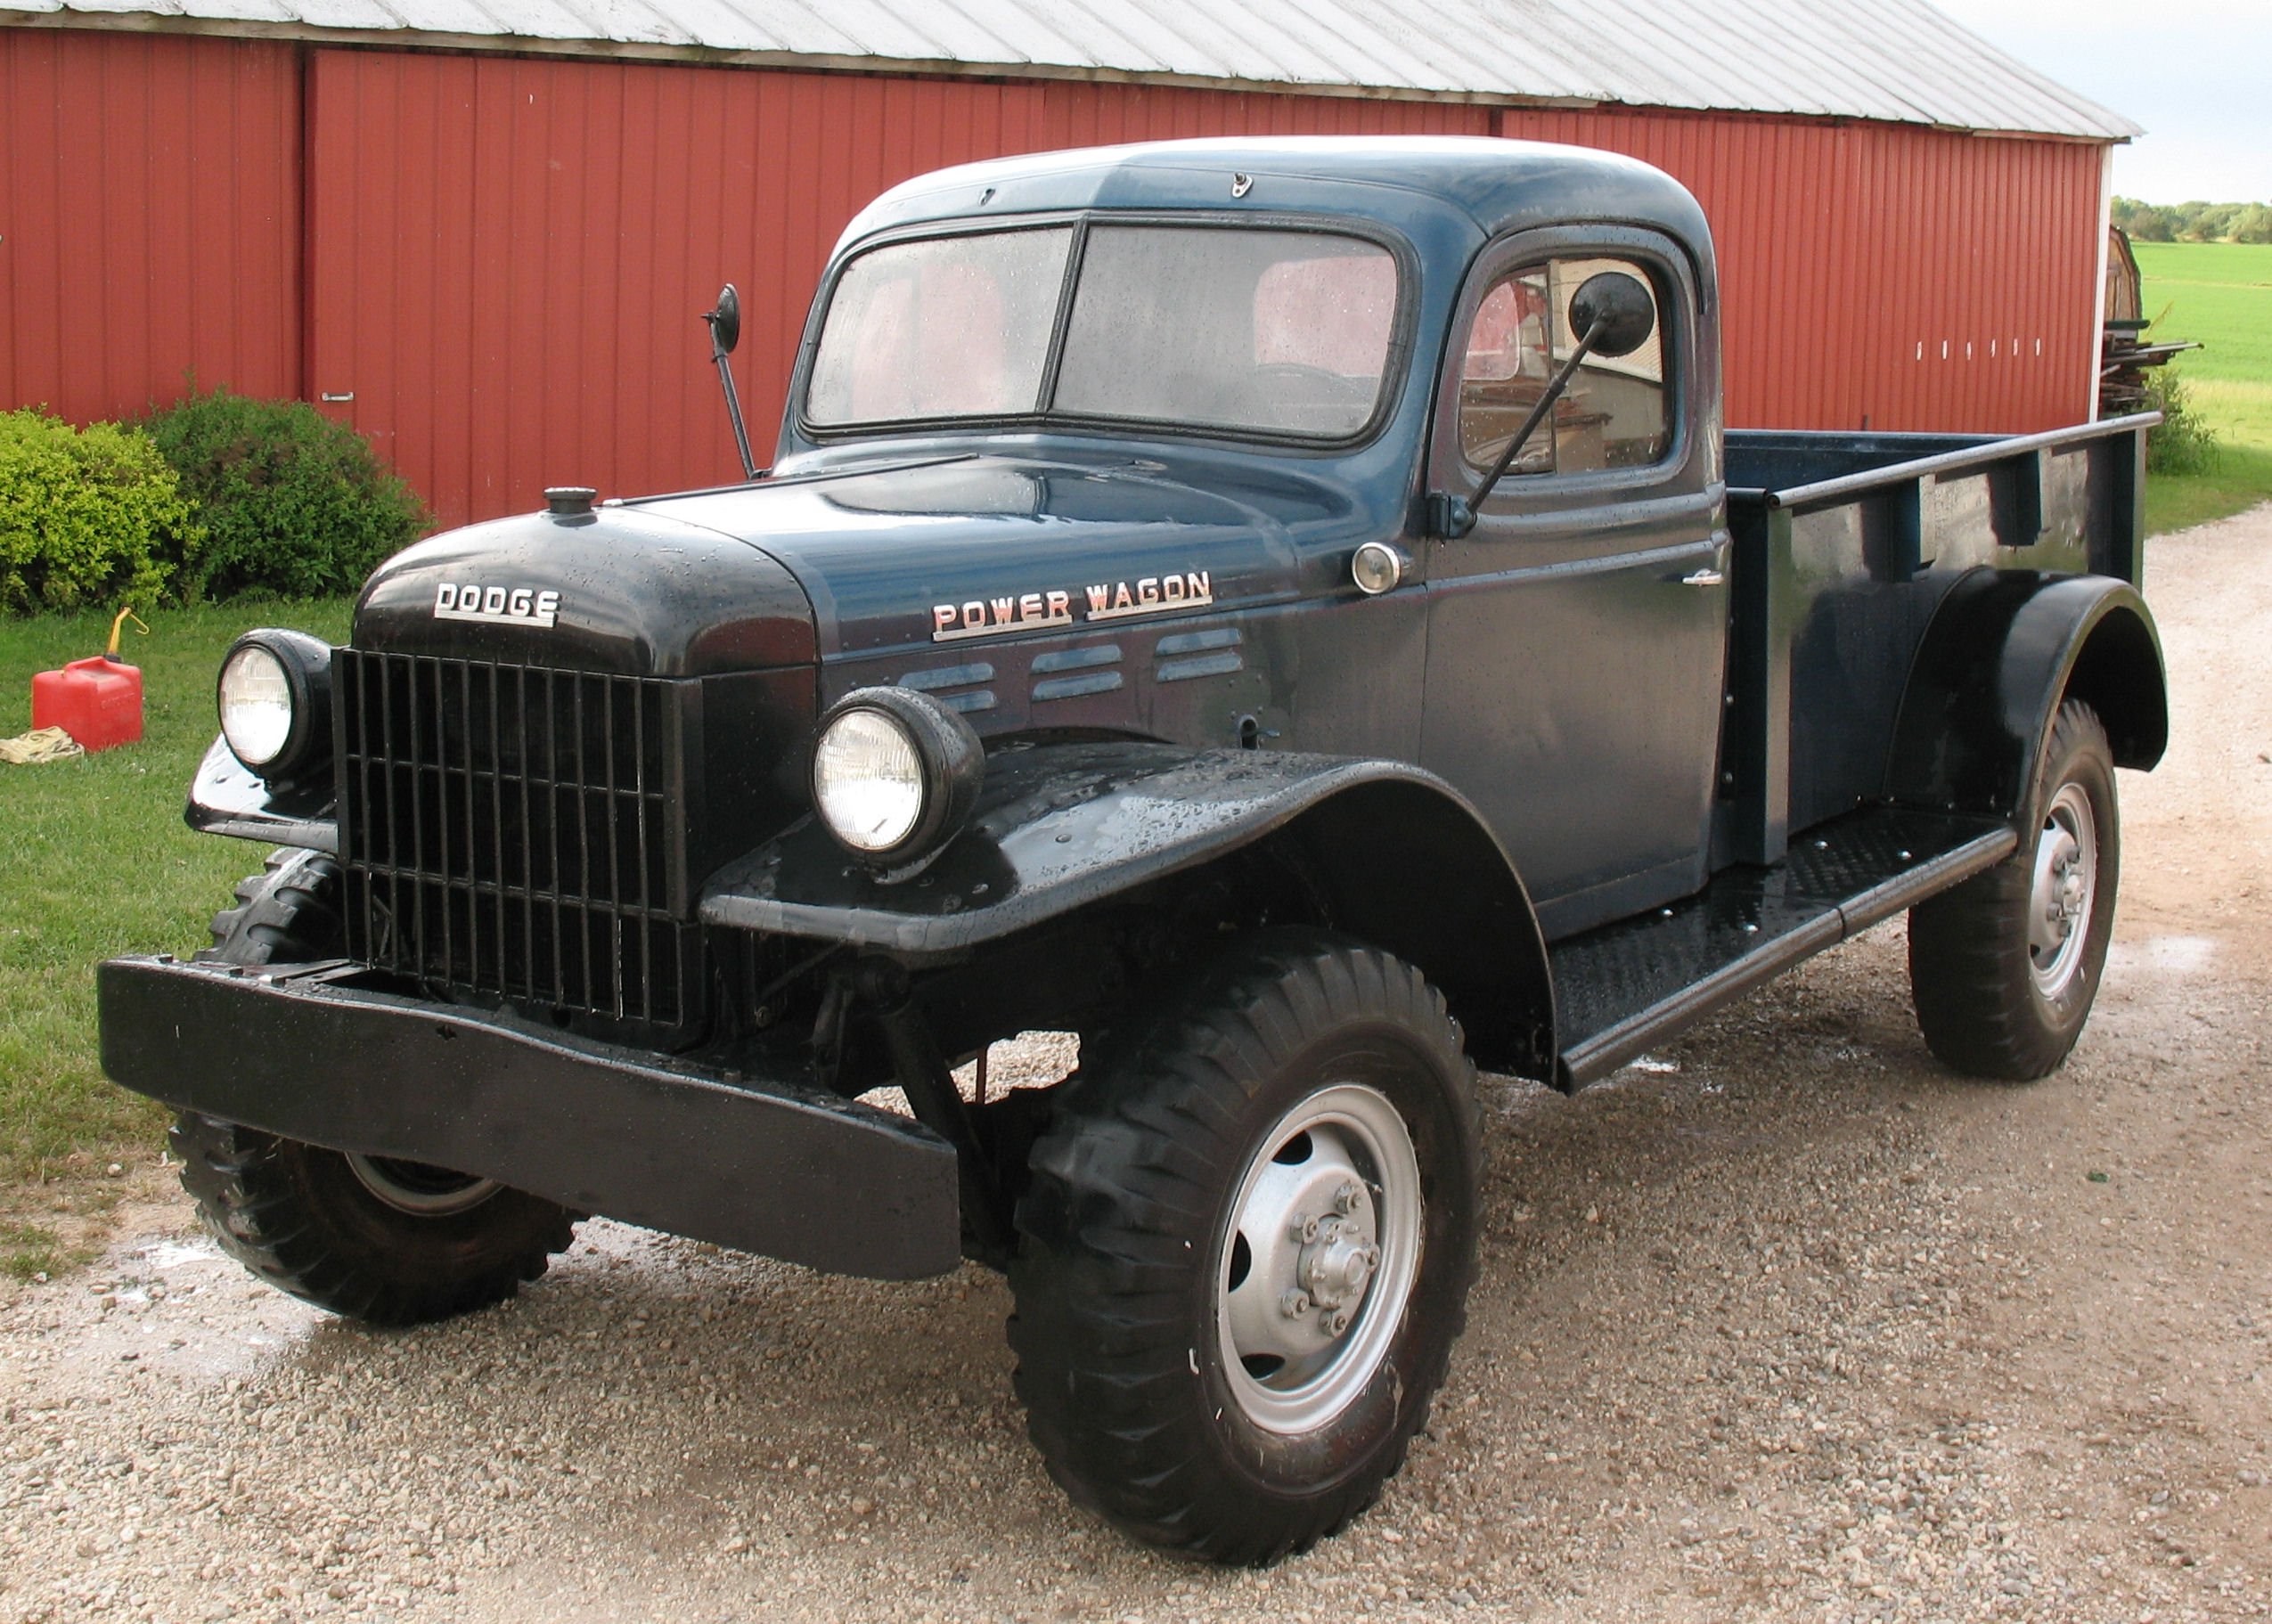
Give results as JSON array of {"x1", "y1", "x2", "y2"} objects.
[
  {"x1": 1568, "y1": 271, "x2": 1655, "y2": 359},
  {"x1": 701, "y1": 284, "x2": 757, "y2": 481},
  {"x1": 705, "y1": 285, "x2": 743, "y2": 355},
  {"x1": 1429, "y1": 269, "x2": 1661, "y2": 537}
]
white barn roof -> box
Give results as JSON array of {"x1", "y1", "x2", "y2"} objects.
[{"x1": 0, "y1": 0, "x2": 2140, "y2": 141}]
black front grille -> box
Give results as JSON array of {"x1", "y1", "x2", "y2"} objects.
[{"x1": 336, "y1": 651, "x2": 701, "y2": 1027}]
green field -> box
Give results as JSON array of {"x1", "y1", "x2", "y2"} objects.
[
  {"x1": 0, "y1": 600, "x2": 353, "y2": 1272},
  {"x1": 2134, "y1": 240, "x2": 2272, "y2": 534}
]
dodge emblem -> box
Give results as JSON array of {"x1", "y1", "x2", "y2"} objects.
[{"x1": 433, "y1": 582, "x2": 560, "y2": 628}]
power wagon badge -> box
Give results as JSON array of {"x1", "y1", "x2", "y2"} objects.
[
  {"x1": 433, "y1": 582, "x2": 561, "y2": 628},
  {"x1": 932, "y1": 571, "x2": 1214, "y2": 643}
]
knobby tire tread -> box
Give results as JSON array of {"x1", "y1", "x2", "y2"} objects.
[
  {"x1": 176, "y1": 848, "x2": 576, "y2": 1326},
  {"x1": 1908, "y1": 701, "x2": 2119, "y2": 1081},
  {"x1": 1008, "y1": 930, "x2": 1481, "y2": 1565}
]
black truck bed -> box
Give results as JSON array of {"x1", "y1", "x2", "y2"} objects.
[{"x1": 1546, "y1": 415, "x2": 2153, "y2": 1087}]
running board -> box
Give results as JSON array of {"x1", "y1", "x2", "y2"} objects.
[{"x1": 1549, "y1": 807, "x2": 2019, "y2": 1089}]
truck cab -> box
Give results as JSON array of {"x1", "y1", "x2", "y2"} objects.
[{"x1": 100, "y1": 136, "x2": 2165, "y2": 1563}]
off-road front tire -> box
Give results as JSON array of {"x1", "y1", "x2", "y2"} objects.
[
  {"x1": 177, "y1": 849, "x2": 578, "y2": 1326},
  {"x1": 1008, "y1": 930, "x2": 1481, "y2": 1564},
  {"x1": 1908, "y1": 700, "x2": 2121, "y2": 1080}
]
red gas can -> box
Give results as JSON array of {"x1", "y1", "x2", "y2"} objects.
[
  {"x1": 31, "y1": 608, "x2": 146, "y2": 752},
  {"x1": 32, "y1": 657, "x2": 143, "y2": 752}
]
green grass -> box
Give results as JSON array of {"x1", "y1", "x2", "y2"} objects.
[
  {"x1": 2134, "y1": 241, "x2": 2272, "y2": 534},
  {"x1": 0, "y1": 599, "x2": 354, "y2": 1228}
]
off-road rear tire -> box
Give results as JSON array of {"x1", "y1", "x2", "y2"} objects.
[
  {"x1": 1008, "y1": 930, "x2": 1481, "y2": 1564},
  {"x1": 177, "y1": 849, "x2": 578, "y2": 1326},
  {"x1": 1908, "y1": 700, "x2": 2121, "y2": 1080}
]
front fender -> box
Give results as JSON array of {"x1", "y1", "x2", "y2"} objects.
[
  {"x1": 701, "y1": 742, "x2": 1460, "y2": 953},
  {"x1": 1885, "y1": 569, "x2": 2166, "y2": 824},
  {"x1": 700, "y1": 740, "x2": 1557, "y2": 1074},
  {"x1": 184, "y1": 735, "x2": 338, "y2": 853}
]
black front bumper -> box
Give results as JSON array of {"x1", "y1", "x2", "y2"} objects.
[{"x1": 98, "y1": 955, "x2": 960, "y2": 1280}]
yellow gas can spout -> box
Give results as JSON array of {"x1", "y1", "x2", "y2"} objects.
[{"x1": 106, "y1": 605, "x2": 150, "y2": 663}]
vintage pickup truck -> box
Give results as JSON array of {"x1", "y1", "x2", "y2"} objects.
[{"x1": 98, "y1": 137, "x2": 2165, "y2": 1563}]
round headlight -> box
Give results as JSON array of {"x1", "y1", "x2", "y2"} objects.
[
  {"x1": 217, "y1": 629, "x2": 333, "y2": 779},
  {"x1": 814, "y1": 708, "x2": 926, "y2": 853},
  {"x1": 811, "y1": 688, "x2": 984, "y2": 867},
  {"x1": 219, "y1": 643, "x2": 292, "y2": 767}
]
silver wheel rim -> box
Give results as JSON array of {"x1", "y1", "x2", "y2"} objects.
[
  {"x1": 346, "y1": 1154, "x2": 503, "y2": 1218},
  {"x1": 2027, "y1": 780, "x2": 2098, "y2": 1000},
  {"x1": 1216, "y1": 1083, "x2": 1423, "y2": 1436}
]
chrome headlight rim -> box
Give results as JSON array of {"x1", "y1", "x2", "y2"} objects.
[
  {"x1": 810, "y1": 687, "x2": 984, "y2": 869},
  {"x1": 217, "y1": 628, "x2": 333, "y2": 782}
]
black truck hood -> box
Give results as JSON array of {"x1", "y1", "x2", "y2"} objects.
[
  {"x1": 355, "y1": 504, "x2": 819, "y2": 677},
  {"x1": 357, "y1": 453, "x2": 1339, "y2": 677},
  {"x1": 638, "y1": 453, "x2": 1329, "y2": 665}
]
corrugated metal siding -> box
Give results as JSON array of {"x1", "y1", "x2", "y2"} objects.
[
  {"x1": 3, "y1": 31, "x2": 2107, "y2": 526},
  {"x1": 0, "y1": 29, "x2": 298, "y2": 422},
  {"x1": 306, "y1": 51, "x2": 1050, "y2": 527},
  {"x1": 1032, "y1": 80, "x2": 1493, "y2": 146},
  {"x1": 1497, "y1": 107, "x2": 2106, "y2": 433},
  {"x1": 306, "y1": 61, "x2": 1497, "y2": 528},
  {"x1": 0, "y1": 0, "x2": 2141, "y2": 140}
]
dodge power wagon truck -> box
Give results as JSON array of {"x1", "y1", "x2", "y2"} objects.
[{"x1": 98, "y1": 137, "x2": 2166, "y2": 1563}]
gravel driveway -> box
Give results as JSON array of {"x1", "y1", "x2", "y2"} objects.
[{"x1": 4, "y1": 509, "x2": 2268, "y2": 1624}]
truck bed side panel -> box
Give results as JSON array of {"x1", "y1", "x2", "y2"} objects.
[{"x1": 1719, "y1": 418, "x2": 2150, "y2": 864}]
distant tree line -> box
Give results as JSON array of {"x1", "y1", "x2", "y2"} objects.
[{"x1": 2113, "y1": 197, "x2": 2272, "y2": 244}]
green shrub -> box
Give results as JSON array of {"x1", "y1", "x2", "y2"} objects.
[
  {"x1": 142, "y1": 388, "x2": 428, "y2": 600},
  {"x1": 0, "y1": 409, "x2": 200, "y2": 615},
  {"x1": 2143, "y1": 367, "x2": 2219, "y2": 476}
]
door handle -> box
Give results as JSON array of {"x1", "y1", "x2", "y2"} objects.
[
  {"x1": 1679, "y1": 567, "x2": 1724, "y2": 587},
  {"x1": 320, "y1": 391, "x2": 356, "y2": 404}
]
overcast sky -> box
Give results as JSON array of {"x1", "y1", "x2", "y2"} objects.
[{"x1": 1929, "y1": 0, "x2": 2270, "y2": 201}]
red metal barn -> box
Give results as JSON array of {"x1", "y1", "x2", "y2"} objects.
[{"x1": 0, "y1": 3, "x2": 2137, "y2": 530}]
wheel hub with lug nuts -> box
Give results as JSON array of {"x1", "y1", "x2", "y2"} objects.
[
  {"x1": 2026, "y1": 780, "x2": 2097, "y2": 1000},
  {"x1": 1217, "y1": 1084, "x2": 1422, "y2": 1435}
]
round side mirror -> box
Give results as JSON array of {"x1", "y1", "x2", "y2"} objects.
[
  {"x1": 1569, "y1": 271, "x2": 1656, "y2": 359},
  {"x1": 706, "y1": 284, "x2": 742, "y2": 355}
]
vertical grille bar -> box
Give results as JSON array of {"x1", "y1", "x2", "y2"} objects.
[
  {"x1": 458, "y1": 658, "x2": 478, "y2": 986},
  {"x1": 545, "y1": 665, "x2": 567, "y2": 1009},
  {"x1": 572, "y1": 673, "x2": 593, "y2": 1011},
  {"x1": 486, "y1": 662, "x2": 506, "y2": 994},
  {"x1": 431, "y1": 657, "x2": 452, "y2": 983},
  {"x1": 517, "y1": 663, "x2": 538, "y2": 1007},
  {"x1": 380, "y1": 653, "x2": 404, "y2": 971},
  {"x1": 602, "y1": 675, "x2": 624, "y2": 1019},
  {"x1": 631, "y1": 677, "x2": 653, "y2": 1024}
]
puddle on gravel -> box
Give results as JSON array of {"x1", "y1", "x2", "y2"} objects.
[
  {"x1": 87, "y1": 1234, "x2": 320, "y2": 1383},
  {"x1": 2107, "y1": 934, "x2": 2219, "y2": 975}
]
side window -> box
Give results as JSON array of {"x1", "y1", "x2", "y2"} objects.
[{"x1": 1457, "y1": 255, "x2": 1670, "y2": 479}]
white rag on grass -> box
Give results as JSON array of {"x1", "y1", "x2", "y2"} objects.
[{"x1": 0, "y1": 726, "x2": 86, "y2": 764}]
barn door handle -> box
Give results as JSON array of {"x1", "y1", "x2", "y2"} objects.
[{"x1": 320, "y1": 391, "x2": 356, "y2": 404}]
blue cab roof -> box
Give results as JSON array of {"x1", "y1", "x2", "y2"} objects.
[{"x1": 837, "y1": 135, "x2": 1713, "y2": 264}]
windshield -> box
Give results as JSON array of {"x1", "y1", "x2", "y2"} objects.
[{"x1": 805, "y1": 223, "x2": 1401, "y2": 441}]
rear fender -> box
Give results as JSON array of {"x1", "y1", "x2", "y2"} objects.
[
  {"x1": 1884, "y1": 569, "x2": 2167, "y2": 825},
  {"x1": 700, "y1": 741, "x2": 1557, "y2": 1079}
]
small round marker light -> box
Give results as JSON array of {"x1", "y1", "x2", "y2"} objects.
[{"x1": 1351, "y1": 541, "x2": 1406, "y2": 596}]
